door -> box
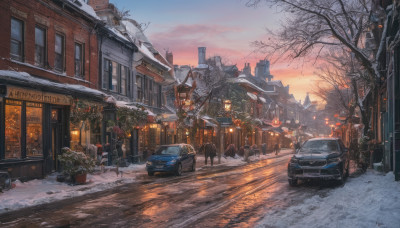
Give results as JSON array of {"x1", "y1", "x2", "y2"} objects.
[{"x1": 51, "y1": 108, "x2": 62, "y2": 171}]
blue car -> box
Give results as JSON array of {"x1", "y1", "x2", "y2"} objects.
[
  {"x1": 287, "y1": 138, "x2": 350, "y2": 186},
  {"x1": 146, "y1": 144, "x2": 196, "y2": 176}
]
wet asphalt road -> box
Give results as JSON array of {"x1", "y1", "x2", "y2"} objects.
[{"x1": 0, "y1": 151, "x2": 338, "y2": 228}]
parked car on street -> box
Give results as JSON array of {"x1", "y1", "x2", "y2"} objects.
[
  {"x1": 287, "y1": 138, "x2": 350, "y2": 186},
  {"x1": 146, "y1": 144, "x2": 196, "y2": 176}
]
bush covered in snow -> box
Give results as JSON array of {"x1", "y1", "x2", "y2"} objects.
[{"x1": 59, "y1": 147, "x2": 96, "y2": 177}]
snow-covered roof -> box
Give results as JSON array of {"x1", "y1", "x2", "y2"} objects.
[
  {"x1": 247, "y1": 92, "x2": 258, "y2": 101},
  {"x1": 229, "y1": 78, "x2": 266, "y2": 93},
  {"x1": 106, "y1": 26, "x2": 130, "y2": 43},
  {"x1": 118, "y1": 20, "x2": 170, "y2": 71},
  {"x1": 196, "y1": 64, "x2": 209, "y2": 69},
  {"x1": 137, "y1": 43, "x2": 171, "y2": 71},
  {"x1": 67, "y1": 0, "x2": 100, "y2": 20},
  {"x1": 174, "y1": 67, "x2": 192, "y2": 86},
  {"x1": 267, "y1": 80, "x2": 284, "y2": 87},
  {"x1": 121, "y1": 20, "x2": 151, "y2": 44},
  {"x1": 115, "y1": 101, "x2": 155, "y2": 116},
  {"x1": 259, "y1": 97, "x2": 267, "y2": 103}
]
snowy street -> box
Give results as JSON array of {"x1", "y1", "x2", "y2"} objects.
[{"x1": 1, "y1": 149, "x2": 399, "y2": 228}]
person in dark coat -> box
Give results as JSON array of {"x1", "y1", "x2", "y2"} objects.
[
  {"x1": 274, "y1": 143, "x2": 280, "y2": 155},
  {"x1": 203, "y1": 143, "x2": 217, "y2": 166}
]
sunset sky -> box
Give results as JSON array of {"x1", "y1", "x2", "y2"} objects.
[{"x1": 110, "y1": 0, "x2": 319, "y2": 103}]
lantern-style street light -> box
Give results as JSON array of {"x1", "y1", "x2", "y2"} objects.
[{"x1": 224, "y1": 100, "x2": 231, "y2": 112}]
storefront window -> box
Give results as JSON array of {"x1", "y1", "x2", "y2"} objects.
[
  {"x1": 70, "y1": 124, "x2": 81, "y2": 151},
  {"x1": 5, "y1": 100, "x2": 22, "y2": 159},
  {"x1": 26, "y1": 103, "x2": 43, "y2": 157}
]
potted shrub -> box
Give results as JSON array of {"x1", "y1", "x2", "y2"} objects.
[{"x1": 59, "y1": 147, "x2": 96, "y2": 185}]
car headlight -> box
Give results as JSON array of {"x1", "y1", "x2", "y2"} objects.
[
  {"x1": 290, "y1": 157, "x2": 299, "y2": 164},
  {"x1": 327, "y1": 157, "x2": 341, "y2": 163},
  {"x1": 146, "y1": 161, "x2": 153, "y2": 166},
  {"x1": 166, "y1": 159, "x2": 177, "y2": 165}
]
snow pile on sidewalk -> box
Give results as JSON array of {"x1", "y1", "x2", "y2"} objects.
[
  {"x1": 257, "y1": 170, "x2": 400, "y2": 228},
  {"x1": 0, "y1": 164, "x2": 146, "y2": 214}
]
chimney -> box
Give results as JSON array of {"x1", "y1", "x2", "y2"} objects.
[
  {"x1": 87, "y1": 0, "x2": 109, "y2": 11},
  {"x1": 198, "y1": 47, "x2": 206, "y2": 65},
  {"x1": 166, "y1": 51, "x2": 173, "y2": 65}
]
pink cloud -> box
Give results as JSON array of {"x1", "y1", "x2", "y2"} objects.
[
  {"x1": 160, "y1": 24, "x2": 244, "y2": 38},
  {"x1": 147, "y1": 24, "x2": 319, "y2": 102}
]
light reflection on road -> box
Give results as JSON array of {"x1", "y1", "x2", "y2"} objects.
[{"x1": 0, "y1": 152, "x2": 299, "y2": 228}]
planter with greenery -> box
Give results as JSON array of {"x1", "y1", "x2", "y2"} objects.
[{"x1": 58, "y1": 147, "x2": 96, "y2": 184}]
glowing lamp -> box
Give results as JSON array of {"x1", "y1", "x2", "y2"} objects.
[{"x1": 224, "y1": 100, "x2": 232, "y2": 111}]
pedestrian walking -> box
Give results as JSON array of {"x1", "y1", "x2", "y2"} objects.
[
  {"x1": 274, "y1": 143, "x2": 280, "y2": 155},
  {"x1": 203, "y1": 143, "x2": 217, "y2": 166}
]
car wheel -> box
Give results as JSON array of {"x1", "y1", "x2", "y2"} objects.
[
  {"x1": 345, "y1": 160, "x2": 350, "y2": 178},
  {"x1": 190, "y1": 159, "x2": 196, "y2": 172},
  {"x1": 338, "y1": 170, "x2": 345, "y2": 185},
  {"x1": 148, "y1": 172, "x2": 154, "y2": 176},
  {"x1": 175, "y1": 164, "x2": 182, "y2": 176},
  {"x1": 288, "y1": 178, "x2": 298, "y2": 186}
]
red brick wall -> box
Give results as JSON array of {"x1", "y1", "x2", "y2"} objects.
[
  {"x1": 136, "y1": 64, "x2": 165, "y2": 83},
  {"x1": 0, "y1": 0, "x2": 99, "y2": 89},
  {"x1": 88, "y1": 0, "x2": 109, "y2": 11}
]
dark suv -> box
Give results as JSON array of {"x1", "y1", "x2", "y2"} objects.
[{"x1": 287, "y1": 138, "x2": 349, "y2": 186}]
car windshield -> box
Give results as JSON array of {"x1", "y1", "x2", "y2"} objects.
[
  {"x1": 299, "y1": 140, "x2": 339, "y2": 154},
  {"x1": 154, "y1": 146, "x2": 181, "y2": 155}
]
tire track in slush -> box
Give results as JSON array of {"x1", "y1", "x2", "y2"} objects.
[{"x1": 166, "y1": 159, "x2": 289, "y2": 227}]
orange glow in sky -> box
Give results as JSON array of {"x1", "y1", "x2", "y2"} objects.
[{"x1": 111, "y1": 0, "x2": 320, "y2": 103}]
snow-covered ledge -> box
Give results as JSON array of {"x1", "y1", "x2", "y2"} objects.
[{"x1": 0, "y1": 70, "x2": 116, "y2": 104}]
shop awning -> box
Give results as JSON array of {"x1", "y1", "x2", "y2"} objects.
[
  {"x1": 200, "y1": 116, "x2": 218, "y2": 128},
  {"x1": 246, "y1": 92, "x2": 258, "y2": 101},
  {"x1": 262, "y1": 126, "x2": 283, "y2": 133},
  {"x1": 115, "y1": 101, "x2": 155, "y2": 117},
  {"x1": 259, "y1": 97, "x2": 267, "y2": 103},
  {"x1": 160, "y1": 113, "x2": 178, "y2": 122}
]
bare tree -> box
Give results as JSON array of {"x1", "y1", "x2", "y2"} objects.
[{"x1": 246, "y1": 0, "x2": 384, "y2": 135}]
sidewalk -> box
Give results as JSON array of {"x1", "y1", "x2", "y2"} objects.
[{"x1": 0, "y1": 149, "x2": 293, "y2": 215}]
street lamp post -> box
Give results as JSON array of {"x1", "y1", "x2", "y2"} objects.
[{"x1": 218, "y1": 100, "x2": 232, "y2": 164}]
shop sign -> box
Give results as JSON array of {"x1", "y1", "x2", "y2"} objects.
[
  {"x1": 0, "y1": 84, "x2": 6, "y2": 97},
  {"x1": 7, "y1": 86, "x2": 72, "y2": 105},
  {"x1": 217, "y1": 117, "x2": 233, "y2": 127}
]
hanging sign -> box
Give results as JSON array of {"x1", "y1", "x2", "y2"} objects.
[{"x1": 271, "y1": 118, "x2": 282, "y2": 127}]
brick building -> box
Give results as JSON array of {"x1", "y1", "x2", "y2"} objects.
[{"x1": 0, "y1": 0, "x2": 109, "y2": 180}]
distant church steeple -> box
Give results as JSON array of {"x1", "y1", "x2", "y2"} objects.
[{"x1": 303, "y1": 93, "x2": 311, "y2": 107}]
